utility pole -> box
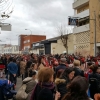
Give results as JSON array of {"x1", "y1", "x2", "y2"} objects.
[
  {"x1": 94, "y1": 11, "x2": 96, "y2": 57},
  {"x1": 90, "y1": 11, "x2": 96, "y2": 56}
]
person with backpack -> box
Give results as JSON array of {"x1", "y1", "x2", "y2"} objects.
[
  {"x1": 0, "y1": 79, "x2": 16, "y2": 100},
  {"x1": 89, "y1": 65, "x2": 100, "y2": 99},
  {"x1": 30, "y1": 67, "x2": 60, "y2": 100}
]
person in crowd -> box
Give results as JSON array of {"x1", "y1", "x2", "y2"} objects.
[
  {"x1": 29, "y1": 63, "x2": 38, "y2": 82},
  {"x1": 30, "y1": 53, "x2": 35, "y2": 62},
  {"x1": 84, "y1": 62, "x2": 93, "y2": 79},
  {"x1": 20, "y1": 58, "x2": 26, "y2": 80},
  {"x1": 97, "y1": 67, "x2": 100, "y2": 74},
  {"x1": 73, "y1": 60, "x2": 84, "y2": 77},
  {"x1": 0, "y1": 57, "x2": 5, "y2": 78},
  {"x1": 24, "y1": 70, "x2": 37, "y2": 100},
  {"x1": 37, "y1": 56, "x2": 46, "y2": 70},
  {"x1": 3, "y1": 55, "x2": 7, "y2": 75},
  {"x1": 55, "y1": 58, "x2": 67, "y2": 75},
  {"x1": 30, "y1": 67, "x2": 60, "y2": 100},
  {"x1": 96, "y1": 58, "x2": 100, "y2": 67},
  {"x1": 62, "y1": 76, "x2": 93, "y2": 100},
  {"x1": 7, "y1": 57, "x2": 18, "y2": 89},
  {"x1": 89, "y1": 65, "x2": 100, "y2": 99},
  {"x1": 30, "y1": 63, "x2": 38, "y2": 73},
  {"x1": 16, "y1": 56, "x2": 21, "y2": 77},
  {"x1": 55, "y1": 67, "x2": 75, "y2": 100},
  {"x1": 24, "y1": 61, "x2": 32, "y2": 78},
  {"x1": 16, "y1": 70, "x2": 37, "y2": 100}
]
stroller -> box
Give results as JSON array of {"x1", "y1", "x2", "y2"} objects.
[{"x1": 0, "y1": 79, "x2": 17, "y2": 100}]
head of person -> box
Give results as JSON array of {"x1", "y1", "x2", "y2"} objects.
[
  {"x1": 30, "y1": 53, "x2": 34, "y2": 58},
  {"x1": 38, "y1": 56, "x2": 44, "y2": 64},
  {"x1": 74, "y1": 60, "x2": 80, "y2": 67},
  {"x1": 9, "y1": 57, "x2": 13, "y2": 62},
  {"x1": 29, "y1": 70, "x2": 37, "y2": 79},
  {"x1": 13, "y1": 58, "x2": 16, "y2": 63},
  {"x1": 31, "y1": 63, "x2": 37, "y2": 70},
  {"x1": 56, "y1": 69, "x2": 64, "y2": 78},
  {"x1": 87, "y1": 62, "x2": 92, "y2": 67},
  {"x1": 97, "y1": 67, "x2": 100, "y2": 74},
  {"x1": 62, "y1": 76, "x2": 89, "y2": 100},
  {"x1": 61, "y1": 67, "x2": 75, "y2": 80},
  {"x1": 21, "y1": 58, "x2": 24, "y2": 61},
  {"x1": 90, "y1": 65, "x2": 98, "y2": 73},
  {"x1": 60, "y1": 58, "x2": 66, "y2": 64},
  {"x1": 38, "y1": 67, "x2": 54, "y2": 83},
  {"x1": 26, "y1": 61, "x2": 32, "y2": 68}
]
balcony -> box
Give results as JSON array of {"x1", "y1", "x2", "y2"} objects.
[
  {"x1": 73, "y1": 9, "x2": 89, "y2": 18},
  {"x1": 73, "y1": 0, "x2": 89, "y2": 9},
  {"x1": 73, "y1": 24, "x2": 89, "y2": 33}
]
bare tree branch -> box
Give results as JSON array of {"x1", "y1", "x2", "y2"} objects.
[{"x1": 56, "y1": 23, "x2": 69, "y2": 54}]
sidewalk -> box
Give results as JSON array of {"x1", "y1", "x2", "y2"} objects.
[{"x1": 16, "y1": 77, "x2": 22, "y2": 91}]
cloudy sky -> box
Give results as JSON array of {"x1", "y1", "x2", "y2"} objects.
[{"x1": 0, "y1": 0, "x2": 74, "y2": 45}]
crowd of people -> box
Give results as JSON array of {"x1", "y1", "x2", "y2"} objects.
[{"x1": 0, "y1": 53, "x2": 100, "y2": 100}]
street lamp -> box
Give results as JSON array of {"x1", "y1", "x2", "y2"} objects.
[{"x1": 25, "y1": 29, "x2": 32, "y2": 35}]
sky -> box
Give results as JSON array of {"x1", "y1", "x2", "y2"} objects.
[{"x1": 0, "y1": 0, "x2": 74, "y2": 45}]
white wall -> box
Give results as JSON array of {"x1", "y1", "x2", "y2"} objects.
[
  {"x1": 51, "y1": 36, "x2": 74, "y2": 54},
  {"x1": 73, "y1": 24, "x2": 89, "y2": 33},
  {"x1": 51, "y1": 40, "x2": 66, "y2": 54}
]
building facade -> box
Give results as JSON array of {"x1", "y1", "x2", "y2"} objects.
[
  {"x1": 0, "y1": 44, "x2": 6, "y2": 54},
  {"x1": 3, "y1": 45, "x2": 19, "y2": 54},
  {"x1": 18, "y1": 35, "x2": 46, "y2": 53},
  {"x1": 72, "y1": 0, "x2": 100, "y2": 56},
  {"x1": 32, "y1": 34, "x2": 74, "y2": 55}
]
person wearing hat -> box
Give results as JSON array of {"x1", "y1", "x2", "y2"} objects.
[{"x1": 55, "y1": 58, "x2": 67, "y2": 75}]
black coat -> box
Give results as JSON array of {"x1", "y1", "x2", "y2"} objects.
[
  {"x1": 74, "y1": 67, "x2": 84, "y2": 77},
  {"x1": 55, "y1": 77, "x2": 70, "y2": 100},
  {"x1": 33, "y1": 84, "x2": 55, "y2": 100}
]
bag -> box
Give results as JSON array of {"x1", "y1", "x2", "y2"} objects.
[
  {"x1": 89, "y1": 77, "x2": 100, "y2": 92},
  {"x1": 16, "y1": 84, "x2": 28, "y2": 100},
  {"x1": 89, "y1": 78, "x2": 98, "y2": 88}
]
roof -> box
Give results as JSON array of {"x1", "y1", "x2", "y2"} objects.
[{"x1": 32, "y1": 33, "x2": 73, "y2": 44}]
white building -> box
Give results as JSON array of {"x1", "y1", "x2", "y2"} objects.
[
  {"x1": 3, "y1": 45, "x2": 19, "y2": 54},
  {"x1": 0, "y1": 44, "x2": 6, "y2": 54}
]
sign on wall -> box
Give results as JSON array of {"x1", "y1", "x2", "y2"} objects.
[{"x1": 68, "y1": 18, "x2": 79, "y2": 26}]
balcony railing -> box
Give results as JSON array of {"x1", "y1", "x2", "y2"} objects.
[{"x1": 73, "y1": 0, "x2": 89, "y2": 9}]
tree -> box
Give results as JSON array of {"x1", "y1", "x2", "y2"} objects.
[{"x1": 57, "y1": 24, "x2": 69, "y2": 55}]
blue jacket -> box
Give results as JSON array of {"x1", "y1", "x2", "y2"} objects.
[{"x1": 7, "y1": 62, "x2": 18, "y2": 74}]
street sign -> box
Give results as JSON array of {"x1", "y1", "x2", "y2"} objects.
[{"x1": 0, "y1": 23, "x2": 11, "y2": 31}]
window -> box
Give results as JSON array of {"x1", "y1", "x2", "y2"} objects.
[{"x1": 28, "y1": 40, "x2": 30, "y2": 42}]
